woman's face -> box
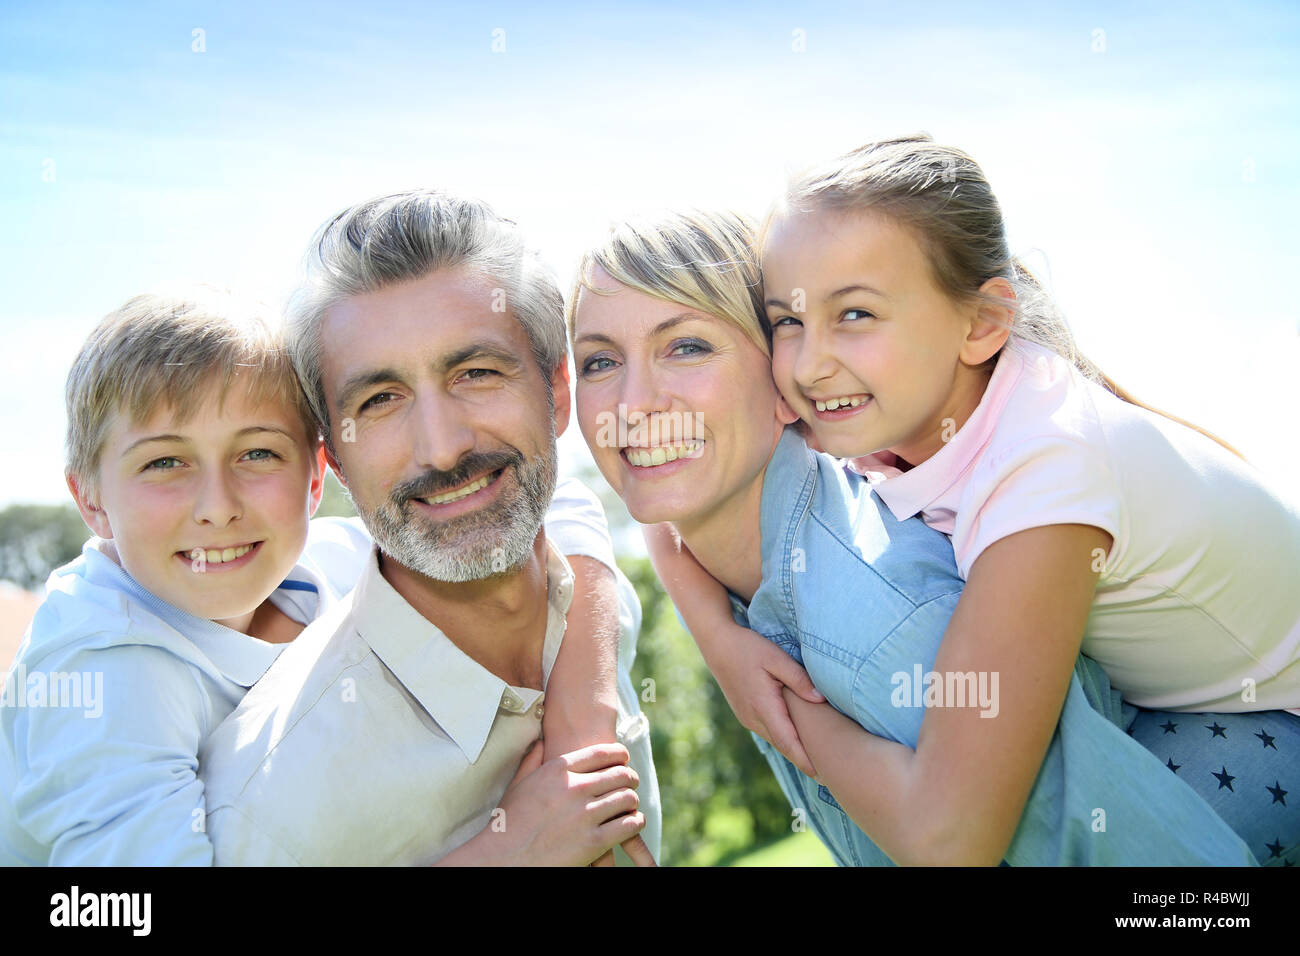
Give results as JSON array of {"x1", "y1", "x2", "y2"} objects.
[{"x1": 572, "y1": 269, "x2": 789, "y2": 530}]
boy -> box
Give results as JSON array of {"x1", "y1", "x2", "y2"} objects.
[{"x1": 0, "y1": 286, "x2": 655, "y2": 864}]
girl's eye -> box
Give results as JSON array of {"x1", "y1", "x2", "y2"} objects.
[
  {"x1": 580, "y1": 355, "x2": 618, "y2": 376},
  {"x1": 843, "y1": 309, "x2": 876, "y2": 322},
  {"x1": 669, "y1": 338, "x2": 711, "y2": 357},
  {"x1": 772, "y1": 315, "x2": 802, "y2": 329},
  {"x1": 144, "y1": 457, "x2": 182, "y2": 471}
]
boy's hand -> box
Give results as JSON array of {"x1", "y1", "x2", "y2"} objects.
[
  {"x1": 705, "y1": 623, "x2": 825, "y2": 778},
  {"x1": 469, "y1": 741, "x2": 652, "y2": 867}
]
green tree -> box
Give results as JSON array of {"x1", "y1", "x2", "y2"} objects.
[{"x1": 0, "y1": 504, "x2": 90, "y2": 591}]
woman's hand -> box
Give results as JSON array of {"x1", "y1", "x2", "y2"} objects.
[{"x1": 703, "y1": 622, "x2": 826, "y2": 778}]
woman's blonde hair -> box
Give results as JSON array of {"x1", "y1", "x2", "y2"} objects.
[
  {"x1": 65, "y1": 286, "x2": 317, "y2": 499},
  {"x1": 777, "y1": 134, "x2": 1244, "y2": 458},
  {"x1": 567, "y1": 209, "x2": 769, "y2": 356}
]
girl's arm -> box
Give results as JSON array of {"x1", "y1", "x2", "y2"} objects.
[
  {"x1": 643, "y1": 522, "x2": 825, "y2": 778},
  {"x1": 783, "y1": 523, "x2": 1111, "y2": 865}
]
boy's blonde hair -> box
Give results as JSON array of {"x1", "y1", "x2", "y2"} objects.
[
  {"x1": 566, "y1": 209, "x2": 769, "y2": 357},
  {"x1": 65, "y1": 286, "x2": 318, "y2": 498}
]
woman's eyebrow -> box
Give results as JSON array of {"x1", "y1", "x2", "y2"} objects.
[{"x1": 576, "y1": 314, "x2": 704, "y2": 347}]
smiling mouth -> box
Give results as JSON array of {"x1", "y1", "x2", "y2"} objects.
[
  {"x1": 622, "y1": 441, "x2": 705, "y2": 468},
  {"x1": 416, "y1": 469, "x2": 503, "y2": 505},
  {"x1": 179, "y1": 542, "x2": 261, "y2": 565},
  {"x1": 812, "y1": 393, "x2": 872, "y2": 412}
]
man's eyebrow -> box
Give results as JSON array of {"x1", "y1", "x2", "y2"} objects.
[
  {"x1": 574, "y1": 313, "x2": 705, "y2": 348},
  {"x1": 438, "y1": 343, "x2": 526, "y2": 372},
  {"x1": 337, "y1": 368, "x2": 403, "y2": 413}
]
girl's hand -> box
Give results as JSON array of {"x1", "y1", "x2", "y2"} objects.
[{"x1": 704, "y1": 622, "x2": 826, "y2": 778}]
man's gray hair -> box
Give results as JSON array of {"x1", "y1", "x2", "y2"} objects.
[{"x1": 285, "y1": 189, "x2": 567, "y2": 441}]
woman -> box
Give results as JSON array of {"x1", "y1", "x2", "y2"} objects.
[{"x1": 566, "y1": 209, "x2": 1261, "y2": 865}]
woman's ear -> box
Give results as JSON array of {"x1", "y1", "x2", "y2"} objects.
[
  {"x1": 66, "y1": 472, "x2": 112, "y2": 539},
  {"x1": 960, "y1": 277, "x2": 1015, "y2": 366}
]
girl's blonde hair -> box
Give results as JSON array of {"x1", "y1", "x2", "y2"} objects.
[
  {"x1": 567, "y1": 209, "x2": 769, "y2": 356},
  {"x1": 777, "y1": 134, "x2": 1244, "y2": 458}
]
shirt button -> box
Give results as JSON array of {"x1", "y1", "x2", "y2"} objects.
[{"x1": 534, "y1": 703, "x2": 545, "y2": 720}]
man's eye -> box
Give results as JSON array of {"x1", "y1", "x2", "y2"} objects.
[
  {"x1": 460, "y1": 368, "x2": 498, "y2": 381},
  {"x1": 359, "y1": 391, "x2": 397, "y2": 411}
]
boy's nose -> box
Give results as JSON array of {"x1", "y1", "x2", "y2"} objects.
[{"x1": 192, "y1": 468, "x2": 243, "y2": 527}]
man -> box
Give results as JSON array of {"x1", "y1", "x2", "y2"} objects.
[{"x1": 197, "y1": 190, "x2": 659, "y2": 865}]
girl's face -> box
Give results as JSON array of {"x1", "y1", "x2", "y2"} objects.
[
  {"x1": 762, "y1": 206, "x2": 999, "y2": 465},
  {"x1": 572, "y1": 268, "x2": 788, "y2": 531}
]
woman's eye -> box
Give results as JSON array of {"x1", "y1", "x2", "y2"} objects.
[
  {"x1": 669, "y1": 338, "x2": 711, "y2": 357},
  {"x1": 580, "y1": 355, "x2": 617, "y2": 375},
  {"x1": 843, "y1": 309, "x2": 876, "y2": 322},
  {"x1": 144, "y1": 457, "x2": 182, "y2": 471}
]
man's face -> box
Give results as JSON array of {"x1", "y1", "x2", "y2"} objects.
[{"x1": 320, "y1": 266, "x2": 568, "y2": 582}]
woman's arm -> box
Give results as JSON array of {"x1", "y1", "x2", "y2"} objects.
[
  {"x1": 643, "y1": 522, "x2": 825, "y2": 778},
  {"x1": 784, "y1": 523, "x2": 1111, "y2": 865}
]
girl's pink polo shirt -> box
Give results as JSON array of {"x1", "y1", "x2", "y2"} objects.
[{"x1": 848, "y1": 338, "x2": 1300, "y2": 716}]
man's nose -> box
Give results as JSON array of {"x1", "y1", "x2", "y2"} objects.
[
  {"x1": 192, "y1": 467, "x2": 243, "y2": 529},
  {"x1": 410, "y1": 392, "x2": 476, "y2": 474}
]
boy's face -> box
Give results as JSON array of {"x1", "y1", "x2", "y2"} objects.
[{"x1": 69, "y1": 380, "x2": 324, "y2": 633}]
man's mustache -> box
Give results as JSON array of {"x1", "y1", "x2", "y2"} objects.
[{"x1": 390, "y1": 450, "x2": 523, "y2": 505}]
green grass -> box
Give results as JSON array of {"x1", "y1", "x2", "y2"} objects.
[{"x1": 727, "y1": 829, "x2": 835, "y2": 867}]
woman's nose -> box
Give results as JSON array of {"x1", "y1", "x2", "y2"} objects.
[{"x1": 617, "y1": 357, "x2": 672, "y2": 421}]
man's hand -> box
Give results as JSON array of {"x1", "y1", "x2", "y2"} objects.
[
  {"x1": 704, "y1": 623, "x2": 825, "y2": 778},
  {"x1": 448, "y1": 741, "x2": 653, "y2": 866}
]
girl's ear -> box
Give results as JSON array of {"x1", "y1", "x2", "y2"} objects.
[
  {"x1": 777, "y1": 393, "x2": 801, "y2": 426},
  {"x1": 66, "y1": 472, "x2": 113, "y2": 539},
  {"x1": 960, "y1": 277, "x2": 1015, "y2": 366}
]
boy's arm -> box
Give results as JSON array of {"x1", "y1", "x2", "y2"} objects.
[
  {"x1": 642, "y1": 522, "x2": 824, "y2": 778},
  {"x1": 7, "y1": 643, "x2": 215, "y2": 865}
]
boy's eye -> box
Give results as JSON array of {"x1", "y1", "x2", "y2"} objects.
[
  {"x1": 241, "y1": 448, "x2": 280, "y2": 462},
  {"x1": 144, "y1": 457, "x2": 182, "y2": 471}
]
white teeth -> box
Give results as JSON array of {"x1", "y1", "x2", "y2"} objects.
[
  {"x1": 815, "y1": 395, "x2": 870, "y2": 412},
  {"x1": 422, "y1": 473, "x2": 491, "y2": 505},
  {"x1": 626, "y1": 442, "x2": 702, "y2": 467},
  {"x1": 201, "y1": 544, "x2": 253, "y2": 564}
]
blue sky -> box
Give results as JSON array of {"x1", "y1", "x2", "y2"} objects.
[{"x1": 2, "y1": 0, "x2": 1298, "y2": 512}]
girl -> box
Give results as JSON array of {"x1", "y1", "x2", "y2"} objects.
[{"x1": 651, "y1": 137, "x2": 1300, "y2": 864}]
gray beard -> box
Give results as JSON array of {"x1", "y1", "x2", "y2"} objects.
[{"x1": 356, "y1": 436, "x2": 558, "y2": 583}]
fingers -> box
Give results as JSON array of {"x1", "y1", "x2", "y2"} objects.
[
  {"x1": 596, "y1": 811, "x2": 649, "y2": 862},
  {"x1": 768, "y1": 714, "x2": 819, "y2": 778},
  {"x1": 559, "y1": 741, "x2": 630, "y2": 774},
  {"x1": 620, "y1": 834, "x2": 657, "y2": 868},
  {"x1": 767, "y1": 655, "x2": 826, "y2": 703},
  {"x1": 575, "y1": 762, "x2": 639, "y2": 799}
]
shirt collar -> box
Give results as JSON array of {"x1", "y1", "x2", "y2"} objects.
[
  {"x1": 866, "y1": 343, "x2": 1027, "y2": 524},
  {"x1": 350, "y1": 538, "x2": 574, "y2": 765},
  {"x1": 81, "y1": 538, "x2": 285, "y2": 687}
]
